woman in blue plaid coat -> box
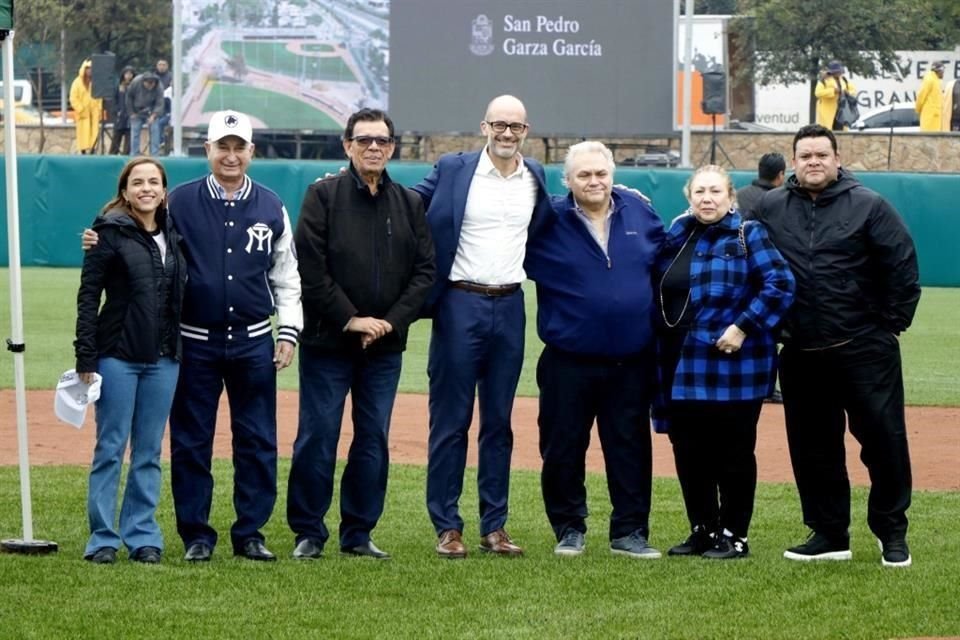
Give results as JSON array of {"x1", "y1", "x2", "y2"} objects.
[{"x1": 655, "y1": 165, "x2": 795, "y2": 559}]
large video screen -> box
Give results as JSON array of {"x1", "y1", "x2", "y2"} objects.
[
  {"x1": 180, "y1": 0, "x2": 674, "y2": 136},
  {"x1": 389, "y1": 0, "x2": 674, "y2": 136}
]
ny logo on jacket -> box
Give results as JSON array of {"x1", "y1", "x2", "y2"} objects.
[{"x1": 245, "y1": 222, "x2": 273, "y2": 254}]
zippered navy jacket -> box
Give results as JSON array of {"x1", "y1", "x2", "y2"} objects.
[{"x1": 524, "y1": 189, "x2": 665, "y2": 358}]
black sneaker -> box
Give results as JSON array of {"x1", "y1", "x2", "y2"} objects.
[
  {"x1": 879, "y1": 539, "x2": 912, "y2": 568},
  {"x1": 668, "y1": 525, "x2": 716, "y2": 556},
  {"x1": 703, "y1": 533, "x2": 749, "y2": 559},
  {"x1": 130, "y1": 546, "x2": 162, "y2": 564},
  {"x1": 783, "y1": 531, "x2": 852, "y2": 561},
  {"x1": 85, "y1": 547, "x2": 117, "y2": 564}
]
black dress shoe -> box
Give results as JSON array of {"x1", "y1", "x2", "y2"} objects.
[
  {"x1": 292, "y1": 538, "x2": 323, "y2": 559},
  {"x1": 130, "y1": 546, "x2": 162, "y2": 564},
  {"x1": 85, "y1": 547, "x2": 117, "y2": 564},
  {"x1": 184, "y1": 542, "x2": 212, "y2": 562},
  {"x1": 236, "y1": 539, "x2": 277, "y2": 562},
  {"x1": 340, "y1": 541, "x2": 390, "y2": 559}
]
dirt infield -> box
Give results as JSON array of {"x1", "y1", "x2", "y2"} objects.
[{"x1": 1, "y1": 390, "x2": 957, "y2": 491}]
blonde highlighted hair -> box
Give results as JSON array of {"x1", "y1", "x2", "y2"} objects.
[{"x1": 683, "y1": 164, "x2": 736, "y2": 202}]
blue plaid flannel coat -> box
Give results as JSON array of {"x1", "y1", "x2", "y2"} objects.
[{"x1": 654, "y1": 210, "x2": 795, "y2": 409}]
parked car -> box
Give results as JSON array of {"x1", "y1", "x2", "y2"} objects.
[
  {"x1": 0, "y1": 79, "x2": 33, "y2": 106},
  {"x1": 851, "y1": 102, "x2": 920, "y2": 132},
  {"x1": 0, "y1": 102, "x2": 58, "y2": 125}
]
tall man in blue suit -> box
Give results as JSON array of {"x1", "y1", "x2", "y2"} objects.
[{"x1": 412, "y1": 95, "x2": 552, "y2": 558}]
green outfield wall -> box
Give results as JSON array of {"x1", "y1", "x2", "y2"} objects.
[{"x1": 1, "y1": 156, "x2": 956, "y2": 286}]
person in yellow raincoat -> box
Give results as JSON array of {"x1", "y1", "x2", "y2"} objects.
[
  {"x1": 916, "y1": 61, "x2": 945, "y2": 132},
  {"x1": 815, "y1": 60, "x2": 857, "y2": 131},
  {"x1": 69, "y1": 60, "x2": 103, "y2": 154}
]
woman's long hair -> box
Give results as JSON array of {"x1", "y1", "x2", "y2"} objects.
[
  {"x1": 100, "y1": 157, "x2": 169, "y2": 230},
  {"x1": 118, "y1": 66, "x2": 136, "y2": 90}
]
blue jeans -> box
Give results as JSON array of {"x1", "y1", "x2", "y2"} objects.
[
  {"x1": 85, "y1": 356, "x2": 179, "y2": 556},
  {"x1": 287, "y1": 347, "x2": 402, "y2": 549},
  {"x1": 128, "y1": 114, "x2": 162, "y2": 156}
]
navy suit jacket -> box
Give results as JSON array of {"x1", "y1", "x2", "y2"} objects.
[{"x1": 411, "y1": 149, "x2": 552, "y2": 315}]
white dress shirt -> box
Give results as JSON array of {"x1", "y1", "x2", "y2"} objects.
[{"x1": 449, "y1": 148, "x2": 538, "y2": 285}]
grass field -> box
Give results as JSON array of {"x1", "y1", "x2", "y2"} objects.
[
  {"x1": 2, "y1": 269, "x2": 958, "y2": 638},
  {"x1": 1, "y1": 268, "x2": 957, "y2": 406},
  {"x1": 203, "y1": 83, "x2": 342, "y2": 130},
  {"x1": 221, "y1": 40, "x2": 354, "y2": 81},
  {"x1": 1, "y1": 462, "x2": 958, "y2": 639}
]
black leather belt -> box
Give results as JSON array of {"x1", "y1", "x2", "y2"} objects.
[{"x1": 451, "y1": 281, "x2": 521, "y2": 297}]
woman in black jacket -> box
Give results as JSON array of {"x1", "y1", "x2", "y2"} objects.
[{"x1": 75, "y1": 157, "x2": 186, "y2": 564}]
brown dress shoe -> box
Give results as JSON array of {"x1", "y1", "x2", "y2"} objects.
[
  {"x1": 479, "y1": 529, "x2": 524, "y2": 556},
  {"x1": 437, "y1": 530, "x2": 467, "y2": 559}
]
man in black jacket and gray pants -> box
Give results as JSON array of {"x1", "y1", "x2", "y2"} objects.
[
  {"x1": 753, "y1": 124, "x2": 920, "y2": 568},
  {"x1": 286, "y1": 108, "x2": 435, "y2": 560}
]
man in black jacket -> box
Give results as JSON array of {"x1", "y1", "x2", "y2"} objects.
[
  {"x1": 753, "y1": 124, "x2": 921, "y2": 568},
  {"x1": 286, "y1": 108, "x2": 435, "y2": 560},
  {"x1": 736, "y1": 152, "x2": 785, "y2": 218},
  {"x1": 739, "y1": 152, "x2": 787, "y2": 404}
]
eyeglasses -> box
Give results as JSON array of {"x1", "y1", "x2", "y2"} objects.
[
  {"x1": 485, "y1": 121, "x2": 529, "y2": 134},
  {"x1": 349, "y1": 135, "x2": 395, "y2": 147}
]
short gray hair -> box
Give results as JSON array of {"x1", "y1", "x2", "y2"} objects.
[{"x1": 563, "y1": 141, "x2": 615, "y2": 187}]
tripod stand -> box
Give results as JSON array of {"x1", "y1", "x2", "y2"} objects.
[
  {"x1": 93, "y1": 98, "x2": 113, "y2": 155},
  {"x1": 699, "y1": 113, "x2": 734, "y2": 167}
]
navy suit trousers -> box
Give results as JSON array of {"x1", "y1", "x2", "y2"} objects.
[{"x1": 426, "y1": 286, "x2": 525, "y2": 536}]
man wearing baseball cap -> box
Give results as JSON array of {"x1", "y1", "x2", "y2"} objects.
[
  {"x1": 83, "y1": 110, "x2": 303, "y2": 561},
  {"x1": 165, "y1": 110, "x2": 302, "y2": 562}
]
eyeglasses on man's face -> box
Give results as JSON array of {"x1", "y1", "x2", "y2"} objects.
[
  {"x1": 349, "y1": 135, "x2": 395, "y2": 148},
  {"x1": 485, "y1": 121, "x2": 529, "y2": 134}
]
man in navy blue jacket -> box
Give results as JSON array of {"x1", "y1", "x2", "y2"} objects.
[
  {"x1": 525, "y1": 141, "x2": 665, "y2": 558},
  {"x1": 412, "y1": 95, "x2": 552, "y2": 558},
  {"x1": 168, "y1": 111, "x2": 303, "y2": 563}
]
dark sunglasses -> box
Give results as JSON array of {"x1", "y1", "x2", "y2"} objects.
[{"x1": 349, "y1": 135, "x2": 395, "y2": 147}]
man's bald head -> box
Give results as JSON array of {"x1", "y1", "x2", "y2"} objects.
[{"x1": 484, "y1": 95, "x2": 526, "y2": 121}]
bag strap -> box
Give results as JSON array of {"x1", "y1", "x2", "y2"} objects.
[{"x1": 738, "y1": 222, "x2": 749, "y2": 257}]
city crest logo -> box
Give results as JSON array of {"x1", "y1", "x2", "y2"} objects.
[{"x1": 470, "y1": 14, "x2": 495, "y2": 56}]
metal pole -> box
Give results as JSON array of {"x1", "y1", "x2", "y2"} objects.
[
  {"x1": 60, "y1": 21, "x2": 67, "y2": 123},
  {"x1": 172, "y1": 0, "x2": 183, "y2": 156},
  {"x1": 680, "y1": 0, "x2": 694, "y2": 168},
  {"x1": 1, "y1": 29, "x2": 58, "y2": 556}
]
